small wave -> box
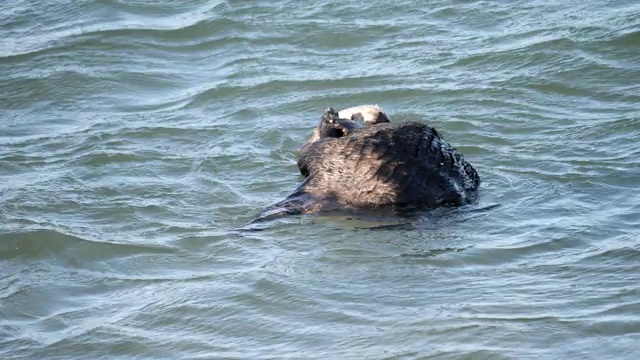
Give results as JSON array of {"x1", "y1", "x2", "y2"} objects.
[
  {"x1": 444, "y1": 233, "x2": 589, "y2": 268},
  {"x1": 607, "y1": 29, "x2": 640, "y2": 46},
  {"x1": 0, "y1": 228, "x2": 176, "y2": 261},
  {"x1": 0, "y1": 1, "x2": 228, "y2": 59},
  {"x1": 578, "y1": 245, "x2": 640, "y2": 264}
]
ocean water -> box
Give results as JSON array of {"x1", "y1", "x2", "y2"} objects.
[{"x1": 1, "y1": 0, "x2": 639, "y2": 359}]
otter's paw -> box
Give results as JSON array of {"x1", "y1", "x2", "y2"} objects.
[{"x1": 322, "y1": 107, "x2": 340, "y2": 124}]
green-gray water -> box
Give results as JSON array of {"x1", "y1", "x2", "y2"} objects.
[{"x1": 1, "y1": 1, "x2": 639, "y2": 359}]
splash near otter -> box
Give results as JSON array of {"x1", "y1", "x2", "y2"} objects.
[{"x1": 253, "y1": 106, "x2": 480, "y2": 222}]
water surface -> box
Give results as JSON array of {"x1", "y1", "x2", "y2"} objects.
[{"x1": 1, "y1": 0, "x2": 639, "y2": 359}]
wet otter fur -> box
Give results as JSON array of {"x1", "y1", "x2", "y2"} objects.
[{"x1": 252, "y1": 107, "x2": 480, "y2": 222}]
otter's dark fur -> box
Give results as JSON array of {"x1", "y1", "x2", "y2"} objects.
[{"x1": 252, "y1": 107, "x2": 480, "y2": 221}]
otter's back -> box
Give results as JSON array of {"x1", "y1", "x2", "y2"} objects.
[{"x1": 297, "y1": 121, "x2": 479, "y2": 208}]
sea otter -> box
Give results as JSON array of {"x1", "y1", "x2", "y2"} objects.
[{"x1": 252, "y1": 106, "x2": 480, "y2": 222}]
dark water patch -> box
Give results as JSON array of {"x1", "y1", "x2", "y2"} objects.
[
  {"x1": 0, "y1": 229, "x2": 176, "y2": 261},
  {"x1": 608, "y1": 29, "x2": 640, "y2": 47}
]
